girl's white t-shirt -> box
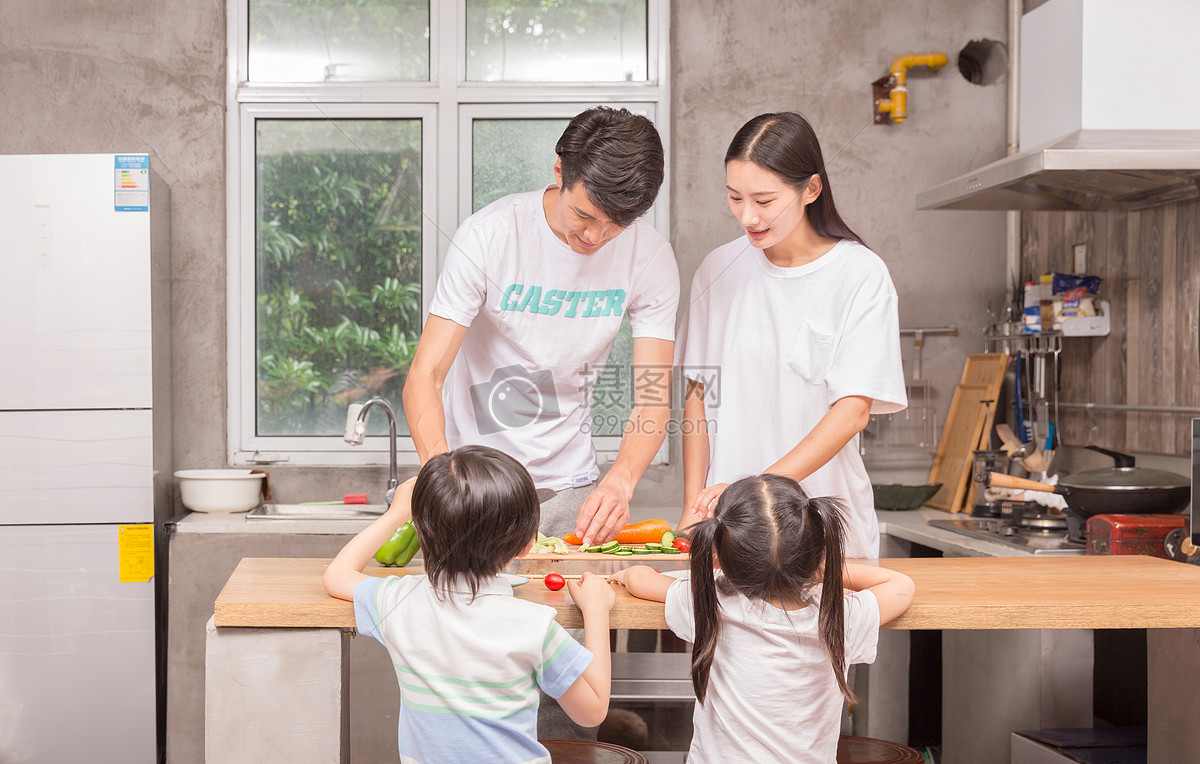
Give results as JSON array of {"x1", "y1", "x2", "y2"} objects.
[
  {"x1": 430, "y1": 188, "x2": 679, "y2": 491},
  {"x1": 679, "y1": 238, "x2": 907, "y2": 558},
  {"x1": 665, "y1": 574, "x2": 881, "y2": 764}
]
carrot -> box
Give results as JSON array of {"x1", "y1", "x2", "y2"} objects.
[
  {"x1": 614, "y1": 518, "x2": 672, "y2": 545},
  {"x1": 563, "y1": 532, "x2": 584, "y2": 546}
]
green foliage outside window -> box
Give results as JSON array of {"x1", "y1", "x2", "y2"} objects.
[{"x1": 255, "y1": 120, "x2": 421, "y2": 436}]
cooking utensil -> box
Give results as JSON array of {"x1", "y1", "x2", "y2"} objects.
[
  {"x1": 872, "y1": 483, "x2": 943, "y2": 511},
  {"x1": 980, "y1": 446, "x2": 1190, "y2": 518}
]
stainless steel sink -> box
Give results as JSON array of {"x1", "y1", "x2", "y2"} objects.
[{"x1": 246, "y1": 503, "x2": 388, "y2": 521}]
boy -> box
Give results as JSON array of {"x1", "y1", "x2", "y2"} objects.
[
  {"x1": 403, "y1": 106, "x2": 680, "y2": 547},
  {"x1": 324, "y1": 445, "x2": 616, "y2": 763}
]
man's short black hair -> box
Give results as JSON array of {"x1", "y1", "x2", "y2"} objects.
[
  {"x1": 555, "y1": 106, "x2": 664, "y2": 228},
  {"x1": 411, "y1": 445, "x2": 540, "y2": 599}
]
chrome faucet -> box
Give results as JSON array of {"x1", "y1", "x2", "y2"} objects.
[{"x1": 343, "y1": 398, "x2": 400, "y2": 503}]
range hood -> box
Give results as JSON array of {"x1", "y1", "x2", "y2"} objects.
[
  {"x1": 916, "y1": 129, "x2": 1200, "y2": 211},
  {"x1": 918, "y1": 0, "x2": 1200, "y2": 212}
]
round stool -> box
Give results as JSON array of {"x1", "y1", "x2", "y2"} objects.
[
  {"x1": 540, "y1": 739, "x2": 647, "y2": 764},
  {"x1": 836, "y1": 734, "x2": 924, "y2": 764}
]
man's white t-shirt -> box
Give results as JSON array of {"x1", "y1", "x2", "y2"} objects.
[
  {"x1": 430, "y1": 187, "x2": 679, "y2": 491},
  {"x1": 664, "y1": 574, "x2": 881, "y2": 764},
  {"x1": 679, "y1": 238, "x2": 907, "y2": 558}
]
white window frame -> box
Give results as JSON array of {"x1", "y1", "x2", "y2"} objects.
[{"x1": 226, "y1": 0, "x2": 671, "y2": 467}]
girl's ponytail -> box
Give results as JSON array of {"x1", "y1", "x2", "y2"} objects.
[
  {"x1": 808, "y1": 496, "x2": 853, "y2": 701},
  {"x1": 687, "y1": 518, "x2": 721, "y2": 704}
]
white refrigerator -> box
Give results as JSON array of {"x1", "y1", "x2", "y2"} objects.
[{"x1": 0, "y1": 153, "x2": 170, "y2": 762}]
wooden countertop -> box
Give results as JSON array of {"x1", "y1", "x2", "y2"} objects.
[{"x1": 213, "y1": 555, "x2": 1200, "y2": 631}]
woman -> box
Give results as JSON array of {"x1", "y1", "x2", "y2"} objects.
[{"x1": 676, "y1": 112, "x2": 907, "y2": 558}]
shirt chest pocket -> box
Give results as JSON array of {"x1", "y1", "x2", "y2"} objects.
[{"x1": 785, "y1": 324, "x2": 836, "y2": 385}]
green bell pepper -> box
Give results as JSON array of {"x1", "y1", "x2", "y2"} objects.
[{"x1": 375, "y1": 521, "x2": 418, "y2": 567}]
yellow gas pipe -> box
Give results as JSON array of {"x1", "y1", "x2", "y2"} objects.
[{"x1": 876, "y1": 52, "x2": 949, "y2": 123}]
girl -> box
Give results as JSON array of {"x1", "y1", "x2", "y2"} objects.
[
  {"x1": 677, "y1": 112, "x2": 907, "y2": 558},
  {"x1": 617, "y1": 474, "x2": 914, "y2": 763}
]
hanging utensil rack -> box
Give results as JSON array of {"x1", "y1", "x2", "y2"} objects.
[{"x1": 867, "y1": 326, "x2": 958, "y2": 452}]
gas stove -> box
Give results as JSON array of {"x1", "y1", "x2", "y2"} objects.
[{"x1": 928, "y1": 504, "x2": 1087, "y2": 556}]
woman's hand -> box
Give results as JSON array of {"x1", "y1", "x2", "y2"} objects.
[{"x1": 689, "y1": 482, "x2": 730, "y2": 520}]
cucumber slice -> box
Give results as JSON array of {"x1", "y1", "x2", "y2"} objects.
[
  {"x1": 613, "y1": 549, "x2": 634, "y2": 556},
  {"x1": 660, "y1": 546, "x2": 682, "y2": 554},
  {"x1": 631, "y1": 547, "x2": 653, "y2": 555},
  {"x1": 583, "y1": 545, "x2": 604, "y2": 553},
  {"x1": 660, "y1": 531, "x2": 676, "y2": 546},
  {"x1": 600, "y1": 541, "x2": 621, "y2": 553}
]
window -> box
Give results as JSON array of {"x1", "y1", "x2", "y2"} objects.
[{"x1": 228, "y1": 0, "x2": 670, "y2": 465}]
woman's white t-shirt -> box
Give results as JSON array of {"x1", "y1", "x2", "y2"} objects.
[
  {"x1": 665, "y1": 574, "x2": 881, "y2": 764},
  {"x1": 679, "y1": 238, "x2": 907, "y2": 558}
]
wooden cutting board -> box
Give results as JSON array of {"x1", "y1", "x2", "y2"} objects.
[
  {"x1": 522, "y1": 549, "x2": 687, "y2": 561},
  {"x1": 959, "y1": 354, "x2": 1009, "y2": 511},
  {"x1": 927, "y1": 383, "x2": 991, "y2": 512}
]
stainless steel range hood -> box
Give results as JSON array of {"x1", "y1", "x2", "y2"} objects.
[{"x1": 916, "y1": 129, "x2": 1200, "y2": 212}]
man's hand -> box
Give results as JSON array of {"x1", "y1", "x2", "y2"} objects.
[{"x1": 574, "y1": 481, "x2": 631, "y2": 547}]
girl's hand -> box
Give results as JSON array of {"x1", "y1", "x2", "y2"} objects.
[
  {"x1": 690, "y1": 482, "x2": 730, "y2": 519},
  {"x1": 609, "y1": 568, "x2": 629, "y2": 586},
  {"x1": 566, "y1": 571, "x2": 616, "y2": 614}
]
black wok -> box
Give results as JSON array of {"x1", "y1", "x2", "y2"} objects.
[{"x1": 979, "y1": 446, "x2": 1190, "y2": 519}]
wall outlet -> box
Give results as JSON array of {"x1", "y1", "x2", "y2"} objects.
[{"x1": 1073, "y1": 243, "x2": 1087, "y2": 273}]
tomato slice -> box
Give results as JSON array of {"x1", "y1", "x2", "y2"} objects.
[
  {"x1": 544, "y1": 573, "x2": 566, "y2": 591},
  {"x1": 673, "y1": 538, "x2": 691, "y2": 553}
]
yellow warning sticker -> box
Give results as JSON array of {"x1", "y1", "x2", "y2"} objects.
[{"x1": 119, "y1": 524, "x2": 155, "y2": 582}]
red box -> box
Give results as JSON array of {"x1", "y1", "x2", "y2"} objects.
[{"x1": 1086, "y1": 514, "x2": 1188, "y2": 558}]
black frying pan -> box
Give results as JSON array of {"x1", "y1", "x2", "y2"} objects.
[{"x1": 980, "y1": 469, "x2": 1189, "y2": 519}]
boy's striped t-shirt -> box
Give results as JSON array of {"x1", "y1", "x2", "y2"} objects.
[{"x1": 354, "y1": 573, "x2": 592, "y2": 763}]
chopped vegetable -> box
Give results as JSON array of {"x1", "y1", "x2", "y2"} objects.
[
  {"x1": 529, "y1": 532, "x2": 570, "y2": 555},
  {"x1": 544, "y1": 573, "x2": 566, "y2": 591},
  {"x1": 563, "y1": 532, "x2": 584, "y2": 546},
  {"x1": 673, "y1": 538, "x2": 691, "y2": 553},
  {"x1": 615, "y1": 519, "x2": 673, "y2": 544},
  {"x1": 660, "y1": 530, "x2": 676, "y2": 547}
]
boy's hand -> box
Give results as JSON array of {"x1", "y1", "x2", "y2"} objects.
[
  {"x1": 386, "y1": 477, "x2": 418, "y2": 522},
  {"x1": 566, "y1": 571, "x2": 616, "y2": 614}
]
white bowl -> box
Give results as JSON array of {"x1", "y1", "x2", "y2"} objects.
[{"x1": 174, "y1": 469, "x2": 264, "y2": 513}]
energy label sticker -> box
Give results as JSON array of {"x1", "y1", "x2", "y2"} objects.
[
  {"x1": 114, "y1": 154, "x2": 150, "y2": 212},
  {"x1": 119, "y1": 524, "x2": 155, "y2": 582}
]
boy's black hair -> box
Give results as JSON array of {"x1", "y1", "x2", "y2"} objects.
[
  {"x1": 555, "y1": 106, "x2": 664, "y2": 229},
  {"x1": 411, "y1": 445, "x2": 540, "y2": 599}
]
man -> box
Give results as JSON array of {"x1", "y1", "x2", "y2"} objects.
[{"x1": 403, "y1": 106, "x2": 678, "y2": 546}]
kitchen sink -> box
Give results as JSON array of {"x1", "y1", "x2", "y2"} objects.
[{"x1": 246, "y1": 503, "x2": 388, "y2": 521}]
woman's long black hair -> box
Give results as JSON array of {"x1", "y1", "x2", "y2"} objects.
[
  {"x1": 688, "y1": 474, "x2": 852, "y2": 703},
  {"x1": 725, "y1": 112, "x2": 864, "y2": 246}
]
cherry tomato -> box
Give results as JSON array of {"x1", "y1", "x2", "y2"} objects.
[
  {"x1": 673, "y1": 538, "x2": 691, "y2": 553},
  {"x1": 544, "y1": 573, "x2": 566, "y2": 591}
]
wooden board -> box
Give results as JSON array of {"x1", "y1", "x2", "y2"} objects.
[
  {"x1": 522, "y1": 549, "x2": 686, "y2": 561},
  {"x1": 213, "y1": 556, "x2": 1200, "y2": 631},
  {"x1": 960, "y1": 354, "x2": 1009, "y2": 511},
  {"x1": 927, "y1": 383, "x2": 991, "y2": 512}
]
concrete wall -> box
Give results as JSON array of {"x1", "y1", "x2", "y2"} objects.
[{"x1": 0, "y1": 0, "x2": 1010, "y2": 505}]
